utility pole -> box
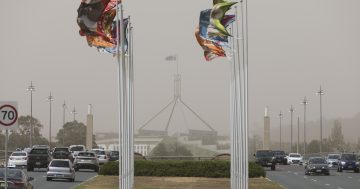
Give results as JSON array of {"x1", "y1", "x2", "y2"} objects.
[
  {"x1": 47, "y1": 92, "x2": 54, "y2": 147},
  {"x1": 27, "y1": 82, "x2": 35, "y2": 147},
  {"x1": 301, "y1": 97, "x2": 308, "y2": 155},
  {"x1": 279, "y1": 111, "x2": 283, "y2": 150},
  {"x1": 289, "y1": 105, "x2": 294, "y2": 153},
  {"x1": 62, "y1": 101, "x2": 67, "y2": 146},
  {"x1": 316, "y1": 86, "x2": 324, "y2": 153}
]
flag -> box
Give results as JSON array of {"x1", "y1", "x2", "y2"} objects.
[
  {"x1": 77, "y1": 0, "x2": 128, "y2": 54},
  {"x1": 165, "y1": 55, "x2": 177, "y2": 61},
  {"x1": 210, "y1": 0, "x2": 237, "y2": 36},
  {"x1": 195, "y1": 26, "x2": 226, "y2": 61}
]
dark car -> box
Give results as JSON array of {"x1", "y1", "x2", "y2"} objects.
[
  {"x1": 27, "y1": 147, "x2": 52, "y2": 171},
  {"x1": 305, "y1": 157, "x2": 330, "y2": 175},
  {"x1": 0, "y1": 168, "x2": 34, "y2": 189},
  {"x1": 52, "y1": 147, "x2": 73, "y2": 161},
  {"x1": 337, "y1": 153, "x2": 359, "y2": 173},
  {"x1": 108, "y1": 151, "x2": 119, "y2": 161},
  {"x1": 254, "y1": 150, "x2": 276, "y2": 170},
  {"x1": 272, "y1": 150, "x2": 287, "y2": 165}
]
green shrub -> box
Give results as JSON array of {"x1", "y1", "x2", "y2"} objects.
[
  {"x1": 99, "y1": 161, "x2": 119, "y2": 175},
  {"x1": 99, "y1": 160, "x2": 265, "y2": 178}
]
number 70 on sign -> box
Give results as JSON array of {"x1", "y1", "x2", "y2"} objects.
[{"x1": 0, "y1": 101, "x2": 18, "y2": 130}]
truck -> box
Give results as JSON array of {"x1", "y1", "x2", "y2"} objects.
[
  {"x1": 27, "y1": 146, "x2": 52, "y2": 171},
  {"x1": 254, "y1": 150, "x2": 276, "y2": 170}
]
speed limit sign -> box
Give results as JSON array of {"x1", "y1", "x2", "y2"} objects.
[{"x1": 0, "y1": 101, "x2": 18, "y2": 130}]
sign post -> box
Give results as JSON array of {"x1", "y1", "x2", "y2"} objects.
[{"x1": 0, "y1": 101, "x2": 19, "y2": 189}]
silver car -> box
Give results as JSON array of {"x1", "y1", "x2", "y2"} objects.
[
  {"x1": 46, "y1": 159, "x2": 75, "y2": 182},
  {"x1": 74, "y1": 151, "x2": 99, "y2": 172}
]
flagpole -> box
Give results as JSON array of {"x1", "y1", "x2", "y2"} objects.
[{"x1": 129, "y1": 21, "x2": 134, "y2": 189}]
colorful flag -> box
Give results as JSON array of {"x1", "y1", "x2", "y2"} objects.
[
  {"x1": 195, "y1": 26, "x2": 226, "y2": 61},
  {"x1": 210, "y1": 0, "x2": 237, "y2": 36}
]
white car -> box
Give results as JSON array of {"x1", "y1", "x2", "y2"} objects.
[
  {"x1": 8, "y1": 151, "x2": 28, "y2": 167},
  {"x1": 69, "y1": 145, "x2": 86, "y2": 158},
  {"x1": 287, "y1": 153, "x2": 303, "y2": 165},
  {"x1": 92, "y1": 148, "x2": 108, "y2": 165},
  {"x1": 326, "y1": 154, "x2": 340, "y2": 168}
]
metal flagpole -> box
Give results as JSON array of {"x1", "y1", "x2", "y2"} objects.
[{"x1": 129, "y1": 21, "x2": 134, "y2": 189}]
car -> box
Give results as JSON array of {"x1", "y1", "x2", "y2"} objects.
[
  {"x1": 108, "y1": 151, "x2": 119, "y2": 161},
  {"x1": 325, "y1": 153, "x2": 340, "y2": 168},
  {"x1": 337, "y1": 153, "x2": 359, "y2": 173},
  {"x1": 52, "y1": 147, "x2": 73, "y2": 161},
  {"x1": 27, "y1": 146, "x2": 52, "y2": 171},
  {"x1": 73, "y1": 151, "x2": 99, "y2": 172},
  {"x1": 305, "y1": 157, "x2": 330, "y2": 175},
  {"x1": 46, "y1": 159, "x2": 75, "y2": 182},
  {"x1": 8, "y1": 151, "x2": 28, "y2": 168},
  {"x1": 0, "y1": 168, "x2": 34, "y2": 189},
  {"x1": 254, "y1": 150, "x2": 276, "y2": 170},
  {"x1": 287, "y1": 153, "x2": 303, "y2": 165},
  {"x1": 91, "y1": 149, "x2": 108, "y2": 165},
  {"x1": 272, "y1": 150, "x2": 287, "y2": 165},
  {"x1": 69, "y1": 145, "x2": 86, "y2": 158}
]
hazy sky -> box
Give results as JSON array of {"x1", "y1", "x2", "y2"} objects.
[{"x1": 1, "y1": 1, "x2": 359, "y2": 141}]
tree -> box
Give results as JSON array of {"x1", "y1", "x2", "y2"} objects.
[
  {"x1": 329, "y1": 120, "x2": 345, "y2": 152},
  {"x1": 307, "y1": 140, "x2": 320, "y2": 154},
  {"x1": 150, "y1": 138, "x2": 193, "y2": 156},
  {"x1": 55, "y1": 121, "x2": 96, "y2": 147}
]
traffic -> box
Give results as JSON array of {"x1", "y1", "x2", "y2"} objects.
[{"x1": 1, "y1": 144, "x2": 119, "y2": 189}]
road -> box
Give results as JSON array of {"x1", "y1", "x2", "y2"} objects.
[
  {"x1": 27, "y1": 168, "x2": 97, "y2": 189},
  {"x1": 267, "y1": 165, "x2": 360, "y2": 189}
]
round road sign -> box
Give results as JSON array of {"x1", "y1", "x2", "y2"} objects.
[{"x1": 0, "y1": 104, "x2": 18, "y2": 126}]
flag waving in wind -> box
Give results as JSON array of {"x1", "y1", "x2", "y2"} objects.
[{"x1": 77, "y1": 0, "x2": 127, "y2": 54}]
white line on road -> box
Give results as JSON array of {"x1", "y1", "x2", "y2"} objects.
[
  {"x1": 348, "y1": 176, "x2": 352, "y2": 179},
  {"x1": 266, "y1": 177, "x2": 287, "y2": 189},
  {"x1": 294, "y1": 172, "x2": 298, "y2": 175},
  {"x1": 325, "y1": 184, "x2": 330, "y2": 186},
  {"x1": 311, "y1": 179, "x2": 317, "y2": 182},
  {"x1": 337, "y1": 187, "x2": 343, "y2": 189}
]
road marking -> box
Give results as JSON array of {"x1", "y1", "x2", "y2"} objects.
[
  {"x1": 287, "y1": 171, "x2": 292, "y2": 173},
  {"x1": 325, "y1": 184, "x2": 330, "y2": 186},
  {"x1": 348, "y1": 176, "x2": 352, "y2": 179},
  {"x1": 337, "y1": 187, "x2": 343, "y2": 189},
  {"x1": 266, "y1": 177, "x2": 287, "y2": 189},
  {"x1": 311, "y1": 179, "x2": 317, "y2": 182},
  {"x1": 294, "y1": 172, "x2": 298, "y2": 175},
  {"x1": 304, "y1": 176, "x2": 308, "y2": 179}
]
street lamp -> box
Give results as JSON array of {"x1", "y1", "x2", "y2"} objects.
[
  {"x1": 27, "y1": 81, "x2": 35, "y2": 147},
  {"x1": 301, "y1": 97, "x2": 308, "y2": 155},
  {"x1": 47, "y1": 92, "x2": 54, "y2": 147},
  {"x1": 62, "y1": 101, "x2": 67, "y2": 146},
  {"x1": 289, "y1": 105, "x2": 295, "y2": 153},
  {"x1": 316, "y1": 86, "x2": 324, "y2": 153},
  {"x1": 279, "y1": 111, "x2": 283, "y2": 150},
  {"x1": 71, "y1": 106, "x2": 78, "y2": 121}
]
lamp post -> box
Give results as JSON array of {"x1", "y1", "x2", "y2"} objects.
[
  {"x1": 71, "y1": 106, "x2": 78, "y2": 121},
  {"x1": 47, "y1": 92, "x2": 54, "y2": 147},
  {"x1": 301, "y1": 97, "x2": 308, "y2": 155},
  {"x1": 279, "y1": 111, "x2": 283, "y2": 150},
  {"x1": 297, "y1": 117, "x2": 300, "y2": 154},
  {"x1": 62, "y1": 101, "x2": 67, "y2": 146},
  {"x1": 289, "y1": 105, "x2": 294, "y2": 153},
  {"x1": 27, "y1": 82, "x2": 35, "y2": 147},
  {"x1": 316, "y1": 86, "x2": 324, "y2": 153}
]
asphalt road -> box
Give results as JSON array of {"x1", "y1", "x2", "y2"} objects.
[
  {"x1": 27, "y1": 168, "x2": 97, "y2": 189},
  {"x1": 267, "y1": 165, "x2": 360, "y2": 189}
]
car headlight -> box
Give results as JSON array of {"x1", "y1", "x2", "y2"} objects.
[
  {"x1": 341, "y1": 161, "x2": 346, "y2": 165},
  {"x1": 356, "y1": 162, "x2": 359, "y2": 165}
]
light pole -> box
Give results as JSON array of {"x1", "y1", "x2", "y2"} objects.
[
  {"x1": 71, "y1": 106, "x2": 78, "y2": 121},
  {"x1": 27, "y1": 82, "x2": 35, "y2": 147},
  {"x1": 62, "y1": 101, "x2": 67, "y2": 146},
  {"x1": 47, "y1": 92, "x2": 54, "y2": 147},
  {"x1": 279, "y1": 111, "x2": 283, "y2": 150},
  {"x1": 301, "y1": 97, "x2": 308, "y2": 155},
  {"x1": 316, "y1": 86, "x2": 324, "y2": 153},
  {"x1": 297, "y1": 117, "x2": 300, "y2": 154},
  {"x1": 289, "y1": 105, "x2": 294, "y2": 153}
]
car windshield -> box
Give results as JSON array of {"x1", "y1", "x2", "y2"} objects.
[
  {"x1": 50, "y1": 161, "x2": 70, "y2": 168},
  {"x1": 70, "y1": 146, "x2": 84, "y2": 151},
  {"x1": 55, "y1": 148, "x2": 68, "y2": 152},
  {"x1": 309, "y1": 158, "x2": 327, "y2": 164},
  {"x1": 93, "y1": 150, "x2": 105, "y2": 155},
  {"x1": 273, "y1": 151, "x2": 285, "y2": 155},
  {"x1": 0, "y1": 169, "x2": 23, "y2": 179},
  {"x1": 111, "y1": 151, "x2": 119, "y2": 155},
  {"x1": 11, "y1": 152, "x2": 26, "y2": 156},
  {"x1": 290, "y1": 154, "x2": 301, "y2": 157},
  {"x1": 31, "y1": 149, "x2": 48, "y2": 154},
  {"x1": 256, "y1": 151, "x2": 272, "y2": 157},
  {"x1": 328, "y1": 155, "x2": 340, "y2": 159},
  {"x1": 342, "y1": 154, "x2": 356, "y2": 161},
  {"x1": 78, "y1": 153, "x2": 95, "y2": 157}
]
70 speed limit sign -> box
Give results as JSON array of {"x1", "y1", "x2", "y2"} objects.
[{"x1": 0, "y1": 101, "x2": 18, "y2": 130}]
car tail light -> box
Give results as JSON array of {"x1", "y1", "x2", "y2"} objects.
[
  {"x1": 23, "y1": 157, "x2": 27, "y2": 160},
  {"x1": 9, "y1": 157, "x2": 13, "y2": 160},
  {"x1": 13, "y1": 181, "x2": 25, "y2": 186}
]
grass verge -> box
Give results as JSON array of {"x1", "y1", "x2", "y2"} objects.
[{"x1": 73, "y1": 176, "x2": 283, "y2": 189}]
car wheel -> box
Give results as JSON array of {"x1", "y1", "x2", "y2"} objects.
[
  {"x1": 338, "y1": 167, "x2": 343, "y2": 172},
  {"x1": 75, "y1": 168, "x2": 79, "y2": 171},
  {"x1": 27, "y1": 166, "x2": 33, "y2": 172},
  {"x1": 354, "y1": 168, "x2": 359, "y2": 173},
  {"x1": 70, "y1": 178, "x2": 75, "y2": 182},
  {"x1": 305, "y1": 171, "x2": 310, "y2": 175},
  {"x1": 271, "y1": 165, "x2": 276, "y2": 171},
  {"x1": 325, "y1": 172, "x2": 330, "y2": 176},
  {"x1": 94, "y1": 167, "x2": 99, "y2": 172},
  {"x1": 46, "y1": 177, "x2": 51, "y2": 181}
]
